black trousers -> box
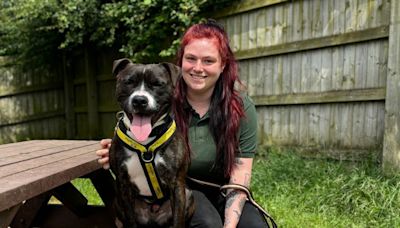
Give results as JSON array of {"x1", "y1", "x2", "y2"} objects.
[{"x1": 188, "y1": 189, "x2": 269, "y2": 228}]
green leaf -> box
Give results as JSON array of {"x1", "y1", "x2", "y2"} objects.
[
  {"x1": 143, "y1": 0, "x2": 152, "y2": 5},
  {"x1": 0, "y1": 0, "x2": 239, "y2": 66}
]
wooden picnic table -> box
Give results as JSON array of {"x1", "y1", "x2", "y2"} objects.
[{"x1": 0, "y1": 140, "x2": 117, "y2": 228}]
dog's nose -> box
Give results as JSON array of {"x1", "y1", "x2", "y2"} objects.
[{"x1": 132, "y1": 96, "x2": 149, "y2": 107}]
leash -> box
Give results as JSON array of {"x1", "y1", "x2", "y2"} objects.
[{"x1": 187, "y1": 177, "x2": 278, "y2": 228}]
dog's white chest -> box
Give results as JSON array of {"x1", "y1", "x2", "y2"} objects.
[{"x1": 123, "y1": 147, "x2": 166, "y2": 196}]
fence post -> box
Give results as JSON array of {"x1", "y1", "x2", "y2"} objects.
[
  {"x1": 84, "y1": 47, "x2": 99, "y2": 139},
  {"x1": 382, "y1": 0, "x2": 400, "y2": 173},
  {"x1": 62, "y1": 53, "x2": 75, "y2": 139}
]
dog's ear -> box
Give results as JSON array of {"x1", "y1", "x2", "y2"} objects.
[
  {"x1": 161, "y1": 62, "x2": 181, "y2": 86},
  {"x1": 113, "y1": 58, "x2": 132, "y2": 77}
]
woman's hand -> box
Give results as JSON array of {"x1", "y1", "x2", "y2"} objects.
[{"x1": 96, "y1": 138, "x2": 112, "y2": 169}]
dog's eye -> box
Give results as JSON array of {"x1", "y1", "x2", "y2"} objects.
[
  {"x1": 152, "y1": 80, "x2": 166, "y2": 87},
  {"x1": 124, "y1": 78, "x2": 135, "y2": 85}
]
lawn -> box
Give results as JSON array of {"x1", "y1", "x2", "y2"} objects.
[
  {"x1": 252, "y1": 148, "x2": 400, "y2": 228},
  {"x1": 72, "y1": 147, "x2": 400, "y2": 228}
]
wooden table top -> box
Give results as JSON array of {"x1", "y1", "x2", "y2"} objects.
[{"x1": 0, "y1": 140, "x2": 101, "y2": 212}]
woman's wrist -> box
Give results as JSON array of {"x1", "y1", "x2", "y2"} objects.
[{"x1": 223, "y1": 190, "x2": 247, "y2": 228}]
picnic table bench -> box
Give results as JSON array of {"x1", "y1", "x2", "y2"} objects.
[{"x1": 0, "y1": 140, "x2": 117, "y2": 228}]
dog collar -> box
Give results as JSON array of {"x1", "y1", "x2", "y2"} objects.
[{"x1": 116, "y1": 114, "x2": 176, "y2": 201}]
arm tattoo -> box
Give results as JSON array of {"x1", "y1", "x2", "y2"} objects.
[
  {"x1": 237, "y1": 196, "x2": 246, "y2": 208},
  {"x1": 225, "y1": 191, "x2": 246, "y2": 209},
  {"x1": 225, "y1": 191, "x2": 240, "y2": 208},
  {"x1": 233, "y1": 209, "x2": 241, "y2": 220},
  {"x1": 225, "y1": 191, "x2": 246, "y2": 227},
  {"x1": 225, "y1": 191, "x2": 246, "y2": 226},
  {"x1": 235, "y1": 158, "x2": 244, "y2": 165}
]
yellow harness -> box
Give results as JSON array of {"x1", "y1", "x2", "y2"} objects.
[{"x1": 116, "y1": 115, "x2": 176, "y2": 201}]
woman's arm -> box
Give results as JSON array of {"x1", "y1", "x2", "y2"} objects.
[{"x1": 223, "y1": 157, "x2": 253, "y2": 228}]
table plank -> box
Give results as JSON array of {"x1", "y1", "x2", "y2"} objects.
[
  {"x1": 0, "y1": 140, "x2": 92, "y2": 158},
  {"x1": 0, "y1": 140, "x2": 102, "y2": 212},
  {"x1": 0, "y1": 140, "x2": 42, "y2": 150},
  {"x1": 0, "y1": 142, "x2": 99, "y2": 177}
]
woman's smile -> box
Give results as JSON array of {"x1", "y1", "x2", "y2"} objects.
[
  {"x1": 182, "y1": 38, "x2": 224, "y2": 96},
  {"x1": 190, "y1": 73, "x2": 207, "y2": 79}
]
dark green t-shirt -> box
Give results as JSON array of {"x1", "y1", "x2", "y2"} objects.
[{"x1": 187, "y1": 94, "x2": 258, "y2": 184}]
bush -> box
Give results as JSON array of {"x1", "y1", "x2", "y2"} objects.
[{"x1": 0, "y1": 0, "x2": 235, "y2": 67}]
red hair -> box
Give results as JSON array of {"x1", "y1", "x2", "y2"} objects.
[{"x1": 173, "y1": 20, "x2": 245, "y2": 178}]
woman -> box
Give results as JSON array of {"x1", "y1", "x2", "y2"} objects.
[{"x1": 97, "y1": 19, "x2": 267, "y2": 227}]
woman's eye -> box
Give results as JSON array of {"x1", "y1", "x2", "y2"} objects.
[
  {"x1": 185, "y1": 56, "x2": 196, "y2": 62},
  {"x1": 203, "y1": 59, "x2": 215, "y2": 65}
]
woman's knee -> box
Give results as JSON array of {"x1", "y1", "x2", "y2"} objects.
[
  {"x1": 189, "y1": 190, "x2": 223, "y2": 228},
  {"x1": 237, "y1": 202, "x2": 269, "y2": 228},
  {"x1": 194, "y1": 214, "x2": 222, "y2": 228}
]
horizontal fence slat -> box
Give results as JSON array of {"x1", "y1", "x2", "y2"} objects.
[
  {"x1": 73, "y1": 78, "x2": 86, "y2": 85},
  {"x1": 0, "y1": 82, "x2": 63, "y2": 98},
  {"x1": 74, "y1": 105, "x2": 119, "y2": 114},
  {"x1": 215, "y1": 0, "x2": 288, "y2": 18},
  {"x1": 0, "y1": 110, "x2": 65, "y2": 128},
  {"x1": 235, "y1": 25, "x2": 389, "y2": 60},
  {"x1": 252, "y1": 88, "x2": 386, "y2": 106},
  {"x1": 74, "y1": 76, "x2": 114, "y2": 85}
]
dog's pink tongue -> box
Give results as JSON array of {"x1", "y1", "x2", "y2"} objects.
[{"x1": 131, "y1": 115, "x2": 152, "y2": 142}]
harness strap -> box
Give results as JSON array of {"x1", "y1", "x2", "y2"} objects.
[{"x1": 116, "y1": 115, "x2": 176, "y2": 201}]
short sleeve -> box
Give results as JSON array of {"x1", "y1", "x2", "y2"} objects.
[{"x1": 238, "y1": 94, "x2": 258, "y2": 158}]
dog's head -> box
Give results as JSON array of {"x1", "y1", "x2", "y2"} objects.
[{"x1": 113, "y1": 58, "x2": 180, "y2": 142}]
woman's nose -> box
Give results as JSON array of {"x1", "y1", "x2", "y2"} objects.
[{"x1": 193, "y1": 60, "x2": 203, "y2": 72}]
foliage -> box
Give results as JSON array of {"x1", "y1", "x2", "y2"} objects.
[{"x1": 0, "y1": 0, "x2": 234, "y2": 66}]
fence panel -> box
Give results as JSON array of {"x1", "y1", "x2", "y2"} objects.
[
  {"x1": 0, "y1": 60, "x2": 65, "y2": 144},
  {"x1": 64, "y1": 48, "x2": 120, "y2": 140},
  {"x1": 216, "y1": 0, "x2": 391, "y2": 161}
]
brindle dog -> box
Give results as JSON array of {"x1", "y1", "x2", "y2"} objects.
[{"x1": 109, "y1": 58, "x2": 194, "y2": 228}]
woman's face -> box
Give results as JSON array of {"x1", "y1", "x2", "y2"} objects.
[{"x1": 181, "y1": 38, "x2": 225, "y2": 96}]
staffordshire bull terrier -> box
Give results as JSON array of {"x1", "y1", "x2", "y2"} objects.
[{"x1": 109, "y1": 58, "x2": 194, "y2": 228}]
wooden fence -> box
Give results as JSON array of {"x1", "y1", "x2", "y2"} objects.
[
  {"x1": 215, "y1": 0, "x2": 399, "y2": 170},
  {"x1": 62, "y1": 48, "x2": 121, "y2": 140},
  {"x1": 0, "y1": 59, "x2": 66, "y2": 143},
  {"x1": 0, "y1": 48, "x2": 120, "y2": 143},
  {"x1": 0, "y1": 0, "x2": 399, "y2": 171}
]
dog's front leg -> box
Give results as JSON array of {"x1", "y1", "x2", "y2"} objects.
[
  {"x1": 117, "y1": 174, "x2": 138, "y2": 228},
  {"x1": 170, "y1": 178, "x2": 187, "y2": 228}
]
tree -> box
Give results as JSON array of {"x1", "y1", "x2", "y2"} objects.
[{"x1": 0, "y1": 0, "x2": 235, "y2": 67}]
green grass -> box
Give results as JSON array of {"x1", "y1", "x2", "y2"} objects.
[
  {"x1": 71, "y1": 178, "x2": 105, "y2": 206},
  {"x1": 50, "y1": 178, "x2": 104, "y2": 205},
  {"x1": 72, "y1": 148, "x2": 400, "y2": 227},
  {"x1": 252, "y1": 148, "x2": 400, "y2": 228}
]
